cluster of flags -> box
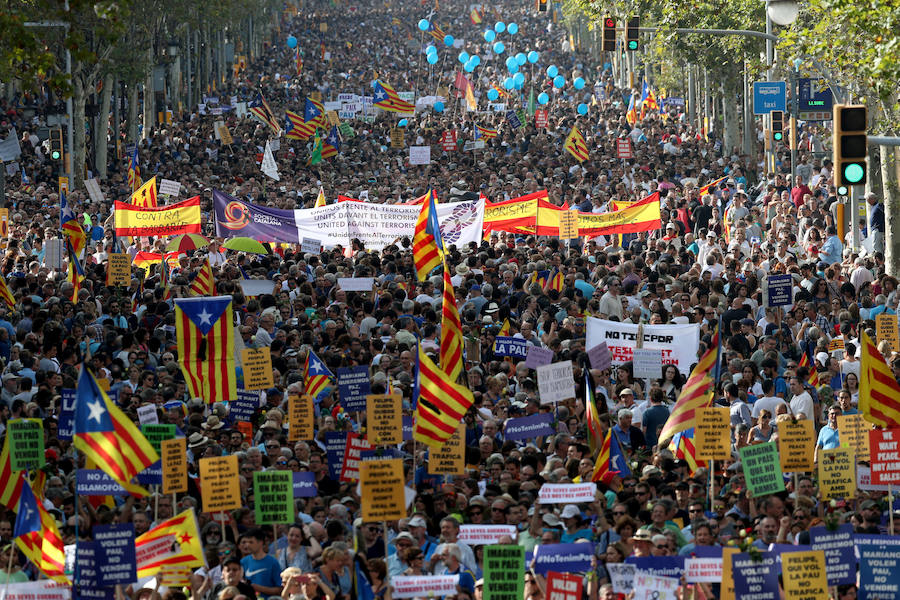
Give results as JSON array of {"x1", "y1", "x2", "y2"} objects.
[{"x1": 626, "y1": 80, "x2": 660, "y2": 125}]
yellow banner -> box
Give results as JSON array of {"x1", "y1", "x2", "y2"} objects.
[
  {"x1": 578, "y1": 193, "x2": 661, "y2": 237},
  {"x1": 114, "y1": 196, "x2": 202, "y2": 237}
]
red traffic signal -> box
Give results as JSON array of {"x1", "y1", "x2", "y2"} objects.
[{"x1": 602, "y1": 17, "x2": 616, "y2": 51}]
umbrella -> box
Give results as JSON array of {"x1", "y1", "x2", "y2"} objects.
[
  {"x1": 165, "y1": 233, "x2": 211, "y2": 253},
  {"x1": 222, "y1": 237, "x2": 270, "y2": 255}
]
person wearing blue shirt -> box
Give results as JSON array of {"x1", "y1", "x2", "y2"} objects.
[
  {"x1": 239, "y1": 528, "x2": 283, "y2": 598},
  {"x1": 819, "y1": 226, "x2": 844, "y2": 265},
  {"x1": 439, "y1": 544, "x2": 475, "y2": 596},
  {"x1": 815, "y1": 406, "x2": 842, "y2": 462}
]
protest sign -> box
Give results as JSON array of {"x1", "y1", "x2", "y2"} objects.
[
  {"x1": 778, "y1": 419, "x2": 816, "y2": 472},
  {"x1": 877, "y1": 313, "x2": 900, "y2": 352},
  {"x1": 504, "y1": 413, "x2": 555, "y2": 441},
  {"x1": 141, "y1": 424, "x2": 175, "y2": 454},
  {"x1": 300, "y1": 237, "x2": 322, "y2": 253},
  {"x1": 839, "y1": 413, "x2": 871, "y2": 459},
  {"x1": 484, "y1": 545, "x2": 524, "y2": 600},
  {"x1": 75, "y1": 540, "x2": 102, "y2": 587},
  {"x1": 587, "y1": 342, "x2": 612, "y2": 371},
  {"x1": 106, "y1": 253, "x2": 131, "y2": 286},
  {"x1": 459, "y1": 525, "x2": 517, "y2": 545},
  {"x1": 632, "y1": 348, "x2": 663, "y2": 379},
  {"x1": 336, "y1": 277, "x2": 374, "y2": 292},
  {"x1": 337, "y1": 366, "x2": 370, "y2": 412},
  {"x1": 538, "y1": 483, "x2": 597, "y2": 503},
  {"x1": 720, "y1": 547, "x2": 738, "y2": 600},
  {"x1": 732, "y1": 552, "x2": 780, "y2": 600},
  {"x1": 525, "y1": 345, "x2": 554, "y2": 368},
  {"x1": 288, "y1": 394, "x2": 315, "y2": 441},
  {"x1": 92, "y1": 523, "x2": 137, "y2": 585},
  {"x1": 253, "y1": 471, "x2": 294, "y2": 524},
  {"x1": 695, "y1": 407, "x2": 731, "y2": 460},
  {"x1": 607, "y1": 563, "x2": 635, "y2": 596},
  {"x1": 229, "y1": 389, "x2": 260, "y2": 423},
  {"x1": 493, "y1": 336, "x2": 529, "y2": 359},
  {"x1": 158, "y1": 178, "x2": 181, "y2": 196},
  {"x1": 390, "y1": 128, "x2": 405, "y2": 148},
  {"x1": 782, "y1": 550, "x2": 828, "y2": 600},
  {"x1": 367, "y1": 393, "x2": 403, "y2": 445},
  {"x1": 586, "y1": 319, "x2": 699, "y2": 376},
  {"x1": 8, "y1": 419, "x2": 44, "y2": 470},
  {"x1": 238, "y1": 280, "x2": 277, "y2": 297},
  {"x1": 137, "y1": 404, "x2": 158, "y2": 425},
  {"x1": 546, "y1": 573, "x2": 582, "y2": 600},
  {"x1": 809, "y1": 524, "x2": 856, "y2": 586},
  {"x1": 685, "y1": 557, "x2": 722, "y2": 582},
  {"x1": 241, "y1": 347, "x2": 274, "y2": 390},
  {"x1": 0, "y1": 580, "x2": 70, "y2": 600},
  {"x1": 199, "y1": 455, "x2": 241, "y2": 513},
  {"x1": 818, "y1": 447, "x2": 856, "y2": 499},
  {"x1": 324, "y1": 431, "x2": 348, "y2": 480},
  {"x1": 558, "y1": 210, "x2": 579, "y2": 239},
  {"x1": 428, "y1": 423, "x2": 465, "y2": 475},
  {"x1": 409, "y1": 146, "x2": 431, "y2": 165},
  {"x1": 57, "y1": 388, "x2": 76, "y2": 440},
  {"x1": 340, "y1": 432, "x2": 372, "y2": 482},
  {"x1": 293, "y1": 471, "x2": 317, "y2": 498},
  {"x1": 532, "y1": 542, "x2": 594, "y2": 575},
  {"x1": 633, "y1": 573, "x2": 679, "y2": 600},
  {"x1": 869, "y1": 428, "x2": 900, "y2": 484},
  {"x1": 360, "y1": 458, "x2": 406, "y2": 520},
  {"x1": 537, "y1": 360, "x2": 575, "y2": 404},
  {"x1": 855, "y1": 534, "x2": 900, "y2": 600},
  {"x1": 625, "y1": 557, "x2": 685, "y2": 580},
  {"x1": 739, "y1": 442, "x2": 785, "y2": 497},
  {"x1": 161, "y1": 438, "x2": 187, "y2": 494},
  {"x1": 391, "y1": 576, "x2": 460, "y2": 599}
]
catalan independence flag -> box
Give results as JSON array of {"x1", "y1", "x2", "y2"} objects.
[
  {"x1": 306, "y1": 97, "x2": 327, "y2": 129},
  {"x1": 860, "y1": 329, "x2": 900, "y2": 428},
  {"x1": 0, "y1": 434, "x2": 24, "y2": 510},
  {"x1": 412, "y1": 190, "x2": 443, "y2": 281},
  {"x1": 413, "y1": 347, "x2": 474, "y2": 447},
  {"x1": 798, "y1": 350, "x2": 818, "y2": 387},
  {"x1": 285, "y1": 110, "x2": 314, "y2": 140},
  {"x1": 0, "y1": 272, "x2": 15, "y2": 310},
  {"x1": 249, "y1": 93, "x2": 282, "y2": 135},
  {"x1": 304, "y1": 350, "x2": 334, "y2": 401},
  {"x1": 61, "y1": 191, "x2": 86, "y2": 257},
  {"x1": 322, "y1": 126, "x2": 340, "y2": 159},
  {"x1": 135, "y1": 509, "x2": 205, "y2": 578},
  {"x1": 188, "y1": 258, "x2": 215, "y2": 296},
  {"x1": 74, "y1": 365, "x2": 159, "y2": 497},
  {"x1": 14, "y1": 477, "x2": 68, "y2": 583},
  {"x1": 591, "y1": 425, "x2": 631, "y2": 482},
  {"x1": 425, "y1": 21, "x2": 446, "y2": 42},
  {"x1": 584, "y1": 371, "x2": 604, "y2": 455},
  {"x1": 174, "y1": 296, "x2": 238, "y2": 404},
  {"x1": 127, "y1": 145, "x2": 141, "y2": 192},
  {"x1": 546, "y1": 268, "x2": 564, "y2": 293},
  {"x1": 373, "y1": 80, "x2": 415, "y2": 113},
  {"x1": 658, "y1": 329, "x2": 720, "y2": 445},
  {"x1": 67, "y1": 240, "x2": 85, "y2": 302},
  {"x1": 475, "y1": 125, "x2": 498, "y2": 140},
  {"x1": 440, "y1": 257, "x2": 463, "y2": 381},
  {"x1": 669, "y1": 428, "x2": 706, "y2": 475},
  {"x1": 564, "y1": 125, "x2": 589, "y2": 162}
]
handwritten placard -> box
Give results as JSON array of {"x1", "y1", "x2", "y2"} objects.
[
  {"x1": 199, "y1": 455, "x2": 241, "y2": 513},
  {"x1": 241, "y1": 347, "x2": 274, "y2": 390}
]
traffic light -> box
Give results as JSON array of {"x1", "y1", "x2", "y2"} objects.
[
  {"x1": 537, "y1": 0, "x2": 547, "y2": 12},
  {"x1": 602, "y1": 17, "x2": 616, "y2": 51},
  {"x1": 833, "y1": 104, "x2": 867, "y2": 187},
  {"x1": 626, "y1": 17, "x2": 639, "y2": 51},
  {"x1": 49, "y1": 128, "x2": 63, "y2": 161},
  {"x1": 771, "y1": 111, "x2": 783, "y2": 144}
]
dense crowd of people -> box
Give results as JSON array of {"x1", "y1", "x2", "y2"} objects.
[{"x1": 0, "y1": 0, "x2": 892, "y2": 599}]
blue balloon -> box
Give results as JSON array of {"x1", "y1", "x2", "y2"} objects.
[
  {"x1": 516, "y1": 52, "x2": 526, "y2": 65},
  {"x1": 546, "y1": 65, "x2": 558, "y2": 78},
  {"x1": 427, "y1": 53, "x2": 438, "y2": 64},
  {"x1": 286, "y1": 35, "x2": 297, "y2": 49},
  {"x1": 528, "y1": 50, "x2": 539, "y2": 63},
  {"x1": 513, "y1": 72, "x2": 525, "y2": 86},
  {"x1": 399, "y1": 119, "x2": 408, "y2": 127},
  {"x1": 434, "y1": 101, "x2": 445, "y2": 112},
  {"x1": 493, "y1": 41, "x2": 505, "y2": 54},
  {"x1": 444, "y1": 34, "x2": 454, "y2": 46},
  {"x1": 577, "y1": 103, "x2": 588, "y2": 115},
  {"x1": 553, "y1": 75, "x2": 565, "y2": 88},
  {"x1": 487, "y1": 88, "x2": 499, "y2": 101},
  {"x1": 538, "y1": 92, "x2": 549, "y2": 105},
  {"x1": 507, "y1": 23, "x2": 518, "y2": 35},
  {"x1": 494, "y1": 21, "x2": 506, "y2": 33},
  {"x1": 426, "y1": 45, "x2": 437, "y2": 55},
  {"x1": 504, "y1": 77, "x2": 515, "y2": 90},
  {"x1": 471, "y1": 55, "x2": 480, "y2": 66},
  {"x1": 506, "y1": 56, "x2": 516, "y2": 66},
  {"x1": 507, "y1": 62, "x2": 518, "y2": 74},
  {"x1": 484, "y1": 29, "x2": 496, "y2": 42},
  {"x1": 458, "y1": 51, "x2": 469, "y2": 64},
  {"x1": 514, "y1": 79, "x2": 523, "y2": 90},
  {"x1": 465, "y1": 61, "x2": 475, "y2": 72},
  {"x1": 574, "y1": 77, "x2": 585, "y2": 90},
  {"x1": 418, "y1": 19, "x2": 430, "y2": 31},
  {"x1": 91, "y1": 225, "x2": 104, "y2": 241}
]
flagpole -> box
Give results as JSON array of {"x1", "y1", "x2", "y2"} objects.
[{"x1": 708, "y1": 459, "x2": 714, "y2": 511}]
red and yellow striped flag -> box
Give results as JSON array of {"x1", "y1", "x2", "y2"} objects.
[
  {"x1": 188, "y1": 258, "x2": 215, "y2": 296},
  {"x1": 14, "y1": 478, "x2": 68, "y2": 583},
  {"x1": 564, "y1": 125, "x2": 589, "y2": 162},
  {"x1": 860, "y1": 329, "x2": 900, "y2": 428},
  {"x1": 440, "y1": 257, "x2": 463, "y2": 381},
  {"x1": 413, "y1": 347, "x2": 474, "y2": 447},
  {"x1": 413, "y1": 190, "x2": 444, "y2": 281},
  {"x1": 175, "y1": 296, "x2": 238, "y2": 404},
  {"x1": 136, "y1": 509, "x2": 205, "y2": 578},
  {"x1": 0, "y1": 434, "x2": 24, "y2": 509},
  {"x1": 798, "y1": 351, "x2": 818, "y2": 387},
  {"x1": 658, "y1": 330, "x2": 719, "y2": 445},
  {"x1": 0, "y1": 272, "x2": 15, "y2": 310},
  {"x1": 698, "y1": 176, "x2": 727, "y2": 197}
]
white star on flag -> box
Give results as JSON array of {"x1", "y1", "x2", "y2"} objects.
[
  {"x1": 197, "y1": 308, "x2": 213, "y2": 325},
  {"x1": 87, "y1": 399, "x2": 105, "y2": 423},
  {"x1": 375, "y1": 90, "x2": 386, "y2": 100}
]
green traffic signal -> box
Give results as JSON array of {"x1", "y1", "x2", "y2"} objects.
[
  {"x1": 844, "y1": 163, "x2": 865, "y2": 184},
  {"x1": 837, "y1": 186, "x2": 848, "y2": 196},
  {"x1": 51, "y1": 150, "x2": 61, "y2": 160},
  {"x1": 627, "y1": 41, "x2": 638, "y2": 50},
  {"x1": 773, "y1": 132, "x2": 783, "y2": 141}
]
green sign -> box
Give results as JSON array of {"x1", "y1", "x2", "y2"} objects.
[
  {"x1": 740, "y1": 441, "x2": 786, "y2": 497},
  {"x1": 339, "y1": 122, "x2": 355, "y2": 138},
  {"x1": 141, "y1": 424, "x2": 176, "y2": 455},
  {"x1": 9, "y1": 418, "x2": 45, "y2": 471},
  {"x1": 253, "y1": 471, "x2": 294, "y2": 524},
  {"x1": 483, "y1": 545, "x2": 524, "y2": 600}
]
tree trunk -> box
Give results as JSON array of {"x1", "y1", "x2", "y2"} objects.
[
  {"x1": 96, "y1": 73, "x2": 113, "y2": 180},
  {"x1": 204, "y1": 25, "x2": 212, "y2": 95},
  {"x1": 72, "y1": 76, "x2": 87, "y2": 190},
  {"x1": 883, "y1": 144, "x2": 900, "y2": 276},
  {"x1": 143, "y1": 43, "x2": 155, "y2": 141},
  {"x1": 722, "y1": 87, "x2": 739, "y2": 158},
  {"x1": 128, "y1": 84, "x2": 139, "y2": 142}
]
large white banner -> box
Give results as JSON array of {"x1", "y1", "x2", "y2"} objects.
[
  {"x1": 0, "y1": 581, "x2": 70, "y2": 600},
  {"x1": 585, "y1": 318, "x2": 700, "y2": 376}
]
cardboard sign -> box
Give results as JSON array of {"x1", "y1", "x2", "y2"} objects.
[
  {"x1": 390, "y1": 127, "x2": 405, "y2": 149},
  {"x1": 409, "y1": 146, "x2": 431, "y2": 165},
  {"x1": 587, "y1": 342, "x2": 612, "y2": 371},
  {"x1": 869, "y1": 428, "x2": 900, "y2": 484},
  {"x1": 428, "y1": 423, "x2": 465, "y2": 475},
  {"x1": 459, "y1": 525, "x2": 517, "y2": 546},
  {"x1": 537, "y1": 483, "x2": 597, "y2": 503},
  {"x1": 367, "y1": 393, "x2": 403, "y2": 445},
  {"x1": 695, "y1": 407, "x2": 731, "y2": 460},
  {"x1": 360, "y1": 458, "x2": 406, "y2": 520},
  {"x1": 199, "y1": 455, "x2": 241, "y2": 513},
  {"x1": 158, "y1": 178, "x2": 181, "y2": 197},
  {"x1": 59, "y1": 176, "x2": 69, "y2": 196},
  {"x1": 339, "y1": 432, "x2": 372, "y2": 482},
  {"x1": 300, "y1": 238, "x2": 322, "y2": 254},
  {"x1": 326, "y1": 110, "x2": 340, "y2": 126},
  {"x1": 525, "y1": 345, "x2": 554, "y2": 369},
  {"x1": 819, "y1": 447, "x2": 856, "y2": 499},
  {"x1": 545, "y1": 572, "x2": 582, "y2": 600},
  {"x1": 106, "y1": 253, "x2": 131, "y2": 286},
  {"x1": 391, "y1": 576, "x2": 460, "y2": 599},
  {"x1": 337, "y1": 277, "x2": 374, "y2": 292},
  {"x1": 607, "y1": 563, "x2": 635, "y2": 596},
  {"x1": 782, "y1": 551, "x2": 828, "y2": 600},
  {"x1": 720, "y1": 547, "x2": 739, "y2": 600},
  {"x1": 558, "y1": 210, "x2": 579, "y2": 239},
  {"x1": 137, "y1": 404, "x2": 158, "y2": 425},
  {"x1": 241, "y1": 347, "x2": 274, "y2": 390},
  {"x1": 161, "y1": 438, "x2": 187, "y2": 494},
  {"x1": 9, "y1": 419, "x2": 44, "y2": 471},
  {"x1": 877, "y1": 313, "x2": 900, "y2": 352},
  {"x1": 84, "y1": 178, "x2": 106, "y2": 204},
  {"x1": 778, "y1": 419, "x2": 816, "y2": 472},
  {"x1": 633, "y1": 573, "x2": 678, "y2": 600},
  {"x1": 92, "y1": 523, "x2": 137, "y2": 585},
  {"x1": 484, "y1": 545, "x2": 525, "y2": 600},
  {"x1": 838, "y1": 413, "x2": 871, "y2": 460},
  {"x1": 141, "y1": 424, "x2": 175, "y2": 455},
  {"x1": 253, "y1": 471, "x2": 294, "y2": 524},
  {"x1": 218, "y1": 126, "x2": 234, "y2": 145},
  {"x1": 440, "y1": 130, "x2": 457, "y2": 151},
  {"x1": 288, "y1": 394, "x2": 315, "y2": 441},
  {"x1": 537, "y1": 360, "x2": 575, "y2": 404},
  {"x1": 337, "y1": 366, "x2": 370, "y2": 412},
  {"x1": 739, "y1": 442, "x2": 785, "y2": 497}
]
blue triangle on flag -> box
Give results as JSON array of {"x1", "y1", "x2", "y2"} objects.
[{"x1": 174, "y1": 296, "x2": 232, "y2": 335}]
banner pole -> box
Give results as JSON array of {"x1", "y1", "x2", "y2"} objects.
[
  {"x1": 891, "y1": 484, "x2": 895, "y2": 533},
  {"x1": 708, "y1": 459, "x2": 714, "y2": 511}
]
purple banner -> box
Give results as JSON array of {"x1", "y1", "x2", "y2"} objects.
[
  {"x1": 214, "y1": 190, "x2": 300, "y2": 243},
  {"x1": 732, "y1": 552, "x2": 780, "y2": 600},
  {"x1": 810, "y1": 524, "x2": 856, "y2": 586},
  {"x1": 504, "y1": 413, "x2": 555, "y2": 441},
  {"x1": 532, "y1": 542, "x2": 594, "y2": 575}
]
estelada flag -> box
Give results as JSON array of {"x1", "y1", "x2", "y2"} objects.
[
  {"x1": 114, "y1": 196, "x2": 202, "y2": 237},
  {"x1": 174, "y1": 296, "x2": 237, "y2": 404},
  {"x1": 136, "y1": 509, "x2": 206, "y2": 578},
  {"x1": 564, "y1": 126, "x2": 589, "y2": 162},
  {"x1": 131, "y1": 176, "x2": 158, "y2": 208}
]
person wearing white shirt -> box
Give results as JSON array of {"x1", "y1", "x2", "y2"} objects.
[{"x1": 788, "y1": 377, "x2": 815, "y2": 421}]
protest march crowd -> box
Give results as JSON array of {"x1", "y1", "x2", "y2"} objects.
[{"x1": 0, "y1": 0, "x2": 898, "y2": 599}]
